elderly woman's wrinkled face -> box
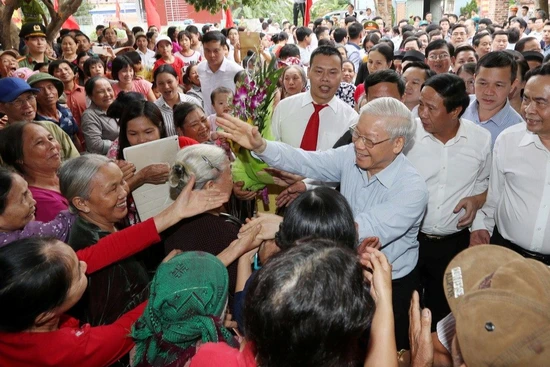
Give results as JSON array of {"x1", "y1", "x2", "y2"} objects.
[
  {"x1": 80, "y1": 162, "x2": 129, "y2": 224},
  {"x1": 283, "y1": 67, "x2": 305, "y2": 96},
  {"x1": 34, "y1": 80, "x2": 59, "y2": 108},
  {"x1": 91, "y1": 78, "x2": 114, "y2": 110},
  {"x1": 22, "y1": 123, "x2": 62, "y2": 174},
  {"x1": 61, "y1": 37, "x2": 77, "y2": 56},
  {"x1": 0, "y1": 173, "x2": 36, "y2": 231},
  {"x1": 179, "y1": 108, "x2": 210, "y2": 143}
]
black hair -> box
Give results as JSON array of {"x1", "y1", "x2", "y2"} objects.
[
  {"x1": 333, "y1": 28, "x2": 348, "y2": 44},
  {"x1": 309, "y1": 45, "x2": 343, "y2": 67},
  {"x1": 243, "y1": 238, "x2": 374, "y2": 367},
  {"x1": 451, "y1": 23, "x2": 467, "y2": 33},
  {"x1": 0, "y1": 121, "x2": 43, "y2": 174},
  {"x1": 515, "y1": 36, "x2": 539, "y2": 52},
  {"x1": 173, "y1": 102, "x2": 204, "y2": 131},
  {"x1": 279, "y1": 44, "x2": 300, "y2": 59},
  {"x1": 296, "y1": 26, "x2": 313, "y2": 42},
  {"x1": 275, "y1": 188, "x2": 357, "y2": 250},
  {"x1": 401, "y1": 24, "x2": 414, "y2": 34},
  {"x1": 369, "y1": 43, "x2": 394, "y2": 63},
  {"x1": 314, "y1": 26, "x2": 329, "y2": 40},
  {"x1": 422, "y1": 73, "x2": 469, "y2": 117},
  {"x1": 0, "y1": 168, "x2": 14, "y2": 215},
  {"x1": 425, "y1": 24, "x2": 441, "y2": 33},
  {"x1": 117, "y1": 100, "x2": 167, "y2": 159},
  {"x1": 516, "y1": 58, "x2": 529, "y2": 82},
  {"x1": 106, "y1": 91, "x2": 145, "y2": 120},
  {"x1": 153, "y1": 64, "x2": 179, "y2": 84},
  {"x1": 378, "y1": 38, "x2": 395, "y2": 52},
  {"x1": 454, "y1": 44, "x2": 476, "y2": 57},
  {"x1": 124, "y1": 50, "x2": 142, "y2": 66},
  {"x1": 48, "y1": 59, "x2": 78, "y2": 77},
  {"x1": 456, "y1": 62, "x2": 476, "y2": 76},
  {"x1": 364, "y1": 69, "x2": 405, "y2": 97},
  {"x1": 111, "y1": 55, "x2": 134, "y2": 81},
  {"x1": 372, "y1": 16, "x2": 384, "y2": 27},
  {"x1": 510, "y1": 17, "x2": 527, "y2": 30},
  {"x1": 524, "y1": 61, "x2": 550, "y2": 83},
  {"x1": 317, "y1": 39, "x2": 335, "y2": 47},
  {"x1": 167, "y1": 26, "x2": 178, "y2": 41},
  {"x1": 402, "y1": 61, "x2": 436, "y2": 80},
  {"x1": 132, "y1": 26, "x2": 144, "y2": 35},
  {"x1": 362, "y1": 33, "x2": 380, "y2": 49},
  {"x1": 476, "y1": 51, "x2": 517, "y2": 82},
  {"x1": 472, "y1": 31, "x2": 491, "y2": 47},
  {"x1": 479, "y1": 18, "x2": 493, "y2": 26},
  {"x1": 210, "y1": 86, "x2": 233, "y2": 105},
  {"x1": 82, "y1": 57, "x2": 105, "y2": 78},
  {"x1": 439, "y1": 18, "x2": 450, "y2": 25},
  {"x1": 347, "y1": 22, "x2": 363, "y2": 39},
  {"x1": 33, "y1": 62, "x2": 48, "y2": 71},
  {"x1": 492, "y1": 30, "x2": 509, "y2": 40},
  {"x1": 96, "y1": 24, "x2": 105, "y2": 31},
  {"x1": 425, "y1": 39, "x2": 454, "y2": 58},
  {"x1": 201, "y1": 24, "x2": 211, "y2": 35},
  {"x1": 201, "y1": 30, "x2": 226, "y2": 45},
  {"x1": 185, "y1": 25, "x2": 200, "y2": 39},
  {"x1": 145, "y1": 31, "x2": 155, "y2": 41},
  {"x1": 0, "y1": 236, "x2": 73, "y2": 332},
  {"x1": 400, "y1": 36, "x2": 421, "y2": 50},
  {"x1": 508, "y1": 28, "x2": 520, "y2": 44}
]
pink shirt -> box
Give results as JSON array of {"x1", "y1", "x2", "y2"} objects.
[
  {"x1": 190, "y1": 342, "x2": 256, "y2": 367},
  {"x1": 112, "y1": 79, "x2": 153, "y2": 98},
  {"x1": 29, "y1": 186, "x2": 69, "y2": 222}
]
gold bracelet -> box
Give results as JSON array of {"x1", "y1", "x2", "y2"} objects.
[{"x1": 397, "y1": 349, "x2": 407, "y2": 359}]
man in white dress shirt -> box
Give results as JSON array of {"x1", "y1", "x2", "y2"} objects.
[
  {"x1": 272, "y1": 46, "x2": 358, "y2": 203},
  {"x1": 197, "y1": 31, "x2": 243, "y2": 115},
  {"x1": 470, "y1": 63, "x2": 550, "y2": 261},
  {"x1": 406, "y1": 73, "x2": 492, "y2": 326}
]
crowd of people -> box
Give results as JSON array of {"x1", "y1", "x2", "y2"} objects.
[{"x1": 0, "y1": 2, "x2": 549, "y2": 366}]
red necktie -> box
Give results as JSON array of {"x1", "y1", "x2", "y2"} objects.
[{"x1": 300, "y1": 103, "x2": 328, "y2": 151}]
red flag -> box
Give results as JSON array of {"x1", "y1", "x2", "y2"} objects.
[
  {"x1": 305, "y1": 0, "x2": 312, "y2": 25},
  {"x1": 115, "y1": 0, "x2": 121, "y2": 20},
  {"x1": 52, "y1": 0, "x2": 80, "y2": 30},
  {"x1": 144, "y1": 0, "x2": 161, "y2": 29},
  {"x1": 225, "y1": 7, "x2": 234, "y2": 28}
]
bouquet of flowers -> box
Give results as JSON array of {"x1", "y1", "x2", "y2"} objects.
[{"x1": 229, "y1": 52, "x2": 284, "y2": 191}]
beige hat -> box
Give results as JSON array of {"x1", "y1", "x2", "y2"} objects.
[
  {"x1": 444, "y1": 245, "x2": 550, "y2": 366},
  {"x1": 0, "y1": 50, "x2": 20, "y2": 59}
]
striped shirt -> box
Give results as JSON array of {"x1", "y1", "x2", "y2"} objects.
[{"x1": 154, "y1": 92, "x2": 201, "y2": 136}]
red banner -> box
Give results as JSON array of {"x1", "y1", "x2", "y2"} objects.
[
  {"x1": 53, "y1": 0, "x2": 80, "y2": 30},
  {"x1": 144, "y1": 0, "x2": 161, "y2": 29},
  {"x1": 305, "y1": 0, "x2": 312, "y2": 25}
]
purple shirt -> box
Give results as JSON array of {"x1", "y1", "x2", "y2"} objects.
[{"x1": 0, "y1": 211, "x2": 76, "y2": 247}]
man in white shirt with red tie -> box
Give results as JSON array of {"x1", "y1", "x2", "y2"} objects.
[
  {"x1": 470, "y1": 63, "x2": 550, "y2": 261},
  {"x1": 271, "y1": 46, "x2": 358, "y2": 199}
]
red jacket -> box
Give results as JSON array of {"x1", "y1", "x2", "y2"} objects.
[{"x1": 0, "y1": 218, "x2": 160, "y2": 367}]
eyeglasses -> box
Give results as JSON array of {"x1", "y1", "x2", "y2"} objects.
[
  {"x1": 427, "y1": 53, "x2": 450, "y2": 61},
  {"x1": 7, "y1": 94, "x2": 36, "y2": 108},
  {"x1": 350, "y1": 126, "x2": 391, "y2": 148},
  {"x1": 202, "y1": 155, "x2": 220, "y2": 172}
]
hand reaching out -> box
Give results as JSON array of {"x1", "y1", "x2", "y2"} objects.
[
  {"x1": 238, "y1": 213, "x2": 282, "y2": 241},
  {"x1": 359, "y1": 247, "x2": 392, "y2": 304},
  {"x1": 409, "y1": 291, "x2": 434, "y2": 367}
]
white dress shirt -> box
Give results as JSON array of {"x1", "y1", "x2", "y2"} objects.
[
  {"x1": 197, "y1": 58, "x2": 243, "y2": 115},
  {"x1": 472, "y1": 123, "x2": 550, "y2": 253},
  {"x1": 405, "y1": 118, "x2": 492, "y2": 236},
  {"x1": 154, "y1": 92, "x2": 201, "y2": 136},
  {"x1": 137, "y1": 48, "x2": 156, "y2": 69},
  {"x1": 271, "y1": 91, "x2": 358, "y2": 150}
]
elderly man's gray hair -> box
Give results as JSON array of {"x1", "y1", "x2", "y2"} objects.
[
  {"x1": 59, "y1": 154, "x2": 113, "y2": 213},
  {"x1": 359, "y1": 97, "x2": 415, "y2": 146}
]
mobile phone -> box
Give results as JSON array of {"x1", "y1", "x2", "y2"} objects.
[{"x1": 109, "y1": 21, "x2": 122, "y2": 29}]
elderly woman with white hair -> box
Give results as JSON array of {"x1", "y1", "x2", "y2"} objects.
[
  {"x1": 216, "y1": 97, "x2": 429, "y2": 350},
  {"x1": 59, "y1": 154, "x2": 151, "y2": 327},
  {"x1": 163, "y1": 144, "x2": 242, "y2": 303}
]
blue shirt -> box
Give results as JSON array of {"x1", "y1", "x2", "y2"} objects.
[
  {"x1": 461, "y1": 95, "x2": 524, "y2": 146},
  {"x1": 258, "y1": 142, "x2": 428, "y2": 279}
]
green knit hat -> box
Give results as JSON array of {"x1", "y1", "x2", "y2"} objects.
[{"x1": 131, "y1": 251, "x2": 235, "y2": 366}]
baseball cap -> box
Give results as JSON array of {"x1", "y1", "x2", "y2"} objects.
[
  {"x1": 19, "y1": 23, "x2": 47, "y2": 39},
  {"x1": 419, "y1": 20, "x2": 429, "y2": 26},
  {"x1": 155, "y1": 35, "x2": 172, "y2": 47},
  {"x1": 0, "y1": 77, "x2": 40, "y2": 103},
  {"x1": 402, "y1": 50, "x2": 425, "y2": 62},
  {"x1": 0, "y1": 50, "x2": 20, "y2": 59},
  {"x1": 443, "y1": 245, "x2": 550, "y2": 366}
]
